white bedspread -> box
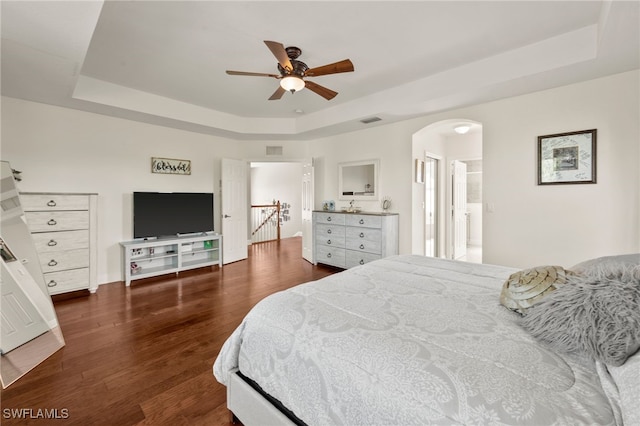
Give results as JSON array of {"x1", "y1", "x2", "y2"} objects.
[{"x1": 214, "y1": 255, "x2": 616, "y2": 425}]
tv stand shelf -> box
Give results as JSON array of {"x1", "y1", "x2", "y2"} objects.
[{"x1": 120, "y1": 233, "x2": 222, "y2": 286}]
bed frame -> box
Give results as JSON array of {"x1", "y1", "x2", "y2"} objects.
[{"x1": 227, "y1": 371, "x2": 297, "y2": 426}]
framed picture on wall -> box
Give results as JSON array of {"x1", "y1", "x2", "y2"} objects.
[{"x1": 537, "y1": 129, "x2": 597, "y2": 185}]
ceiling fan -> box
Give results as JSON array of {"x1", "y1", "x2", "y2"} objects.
[{"x1": 226, "y1": 40, "x2": 354, "y2": 101}]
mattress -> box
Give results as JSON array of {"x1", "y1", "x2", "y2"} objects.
[{"x1": 214, "y1": 255, "x2": 616, "y2": 425}]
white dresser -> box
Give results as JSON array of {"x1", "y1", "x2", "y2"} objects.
[
  {"x1": 313, "y1": 211, "x2": 399, "y2": 269},
  {"x1": 21, "y1": 193, "x2": 98, "y2": 295}
]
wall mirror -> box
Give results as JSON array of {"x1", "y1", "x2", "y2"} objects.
[
  {"x1": 0, "y1": 161, "x2": 65, "y2": 388},
  {"x1": 338, "y1": 159, "x2": 379, "y2": 201}
]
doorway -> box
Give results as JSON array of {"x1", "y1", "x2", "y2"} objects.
[
  {"x1": 456, "y1": 159, "x2": 482, "y2": 263},
  {"x1": 411, "y1": 119, "x2": 483, "y2": 263},
  {"x1": 249, "y1": 160, "x2": 314, "y2": 262}
]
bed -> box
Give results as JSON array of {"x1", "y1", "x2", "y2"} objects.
[{"x1": 213, "y1": 254, "x2": 640, "y2": 425}]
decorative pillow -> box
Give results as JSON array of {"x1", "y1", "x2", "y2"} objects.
[
  {"x1": 571, "y1": 253, "x2": 640, "y2": 278},
  {"x1": 520, "y1": 266, "x2": 640, "y2": 366},
  {"x1": 500, "y1": 265, "x2": 571, "y2": 314},
  {"x1": 608, "y1": 349, "x2": 640, "y2": 426}
]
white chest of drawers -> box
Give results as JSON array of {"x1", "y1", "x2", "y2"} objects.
[
  {"x1": 21, "y1": 193, "x2": 98, "y2": 295},
  {"x1": 313, "y1": 211, "x2": 398, "y2": 268}
]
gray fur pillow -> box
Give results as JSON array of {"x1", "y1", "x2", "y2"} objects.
[{"x1": 520, "y1": 265, "x2": 640, "y2": 366}]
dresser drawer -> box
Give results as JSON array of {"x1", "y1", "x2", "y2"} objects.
[
  {"x1": 314, "y1": 212, "x2": 346, "y2": 225},
  {"x1": 316, "y1": 223, "x2": 345, "y2": 239},
  {"x1": 315, "y1": 233, "x2": 345, "y2": 249},
  {"x1": 346, "y1": 251, "x2": 381, "y2": 268},
  {"x1": 315, "y1": 245, "x2": 345, "y2": 268},
  {"x1": 44, "y1": 268, "x2": 89, "y2": 294},
  {"x1": 21, "y1": 194, "x2": 89, "y2": 211},
  {"x1": 25, "y1": 211, "x2": 89, "y2": 232},
  {"x1": 345, "y1": 214, "x2": 382, "y2": 228},
  {"x1": 38, "y1": 248, "x2": 89, "y2": 273},
  {"x1": 345, "y1": 236, "x2": 382, "y2": 254},
  {"x1": 346, "y1": 226, "x2": 381, "y2": 243},
  {"x1": 31, "y1": 230, "x2": 89, "y2": 253}
]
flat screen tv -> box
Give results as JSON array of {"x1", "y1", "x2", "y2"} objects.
[{"x1": 133, "y1": 192, "x2": 214, "y2": 239}]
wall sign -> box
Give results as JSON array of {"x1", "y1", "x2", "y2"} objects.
[{"x1": 151, "y1": 157, "x2": 191, "y2": 175}]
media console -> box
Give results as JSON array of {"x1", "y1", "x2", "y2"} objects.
[{"x1": 120, "y1": 233, "x2": 222, "y2": 286}]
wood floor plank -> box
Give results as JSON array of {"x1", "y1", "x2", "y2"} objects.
[{"x1": 0, "y1": 237, "x2": 335, "y2": 425}]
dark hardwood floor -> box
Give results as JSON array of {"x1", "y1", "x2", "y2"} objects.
[{"x1": 1, "y1": 237, "x2": 337, "y2": 425}]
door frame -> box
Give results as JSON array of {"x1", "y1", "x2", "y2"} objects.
[
  {"x1": 246, "y1": 158, "x2": 314, "y2": 257},
  {"x1": 423, "y1": 152, "x2": 442, "y2": 257},
  {"x1": 450, "y1": 159, "x2": 468, "y2": 260}
]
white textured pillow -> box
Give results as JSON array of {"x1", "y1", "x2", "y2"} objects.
[{"x1": 571, "y1": 254, "x2": 640, "y2": 277}]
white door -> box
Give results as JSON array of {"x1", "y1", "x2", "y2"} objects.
[
  {"x1": 221, "y1": 158, "x2": 248, "y2": 264},
  {"x1": 1, "y1": 260, "x2": 50, "y2": 354},
  {"x1": 452, "y1": 160, "x2": 468, "y2": 259},
  {"x1": 301, "y1": 160, "x2": 314, "y2": 263}
]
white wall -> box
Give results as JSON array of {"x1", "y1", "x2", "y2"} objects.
[
  {"x1": 3, "y1": 70, "x2": 638, "y2": 286},
  {"x1": 310, "y1": 70, "x2": 640, "y2": 268},
  {"x1": 477, "y1": 71, "x2": 639, "y2": 267},
  {"x1": 1, "y1": 98, "x2": 239, "y2": 284},
  {"x1": 250, "y1": 162, "x2": 303, "y2": 238}
]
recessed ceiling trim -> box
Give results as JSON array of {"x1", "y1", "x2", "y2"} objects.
[
  {"x1": 72, "y1": 75, "x2": 297, "y2": 135},
  {"x1": 72, "y1": 20, "x2": 598, "y2": 139}
]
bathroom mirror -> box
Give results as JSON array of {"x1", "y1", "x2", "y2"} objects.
[
  {"x1": 0, "y1": 161, "x2": 65, "y2": 388},
  {"x1": 338, "y1": 159, "x2": 379, "y2": 201}
]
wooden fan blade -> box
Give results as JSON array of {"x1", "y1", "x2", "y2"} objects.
[
  {"x1": 264, "y1": 40, "x2": 293, "y2": 72},
  {"x1": 269, "y1": 86, "x2": 286, "y2": 100},
  {"x1": 304, "y1": 80, "x2": 338, "y2": 100},
  {"x1": 226, "y1": 70, "x2": 280, "y2": 78},
  {"x1": 306, "y1": 59, "x2": 354, "y2": 77}
]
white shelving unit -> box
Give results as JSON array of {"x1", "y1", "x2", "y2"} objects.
[{"x1": 120, "y1": 233, "x2": 222, "y2": 286}]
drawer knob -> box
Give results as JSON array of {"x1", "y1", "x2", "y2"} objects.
[
  {"x1": 47, "y1": 280, "x2": 57, "y2": 287},
  {"x1": 48, "y1": 259, "x2": 58, "y2": 267},
  {"x1": 327, "y1": 239, "x2": 332, "y2": 245},
  {"x1": 47, "y1": 219, "x2": 57, "y2": 226},
  {"x1": 359, "y1": 219, "x2": 365, "y2": 224},
  {"x1": 359, "y1": 244, "x2": 365, "y2": 249},
  {"x1": 359, "y1": 232, "x2": 364, "y2": 238},
  {"x1": 327, "y1": 229, "x2": 332, "y2": 234},
  {"x1": 47, "y1": 239, "x2": 58, "y2": 247},
  {"x1": 47, "y1": 200, "x2": 57, "y2": 207},
  {"x1": 360, "y1": 259, "x2": 365, "y2": 265},
  {"x1": 327, "y1": 217, "x2": 332, "y2": 222},
  {"x1": 327, "y1": 253, "x2": 332, "y2": 258}
]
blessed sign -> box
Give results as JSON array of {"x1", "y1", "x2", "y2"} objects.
[{"x1": 151, "y1": 157, "x2": 191, "y2": 175}]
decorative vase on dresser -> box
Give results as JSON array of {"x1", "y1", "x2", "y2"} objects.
[
  {"x1": 20, "y1": 193, "x2": 98, "y2": 295},
  {"x1": 312, "y1": 211, "x2": 399, "y2": 269}
]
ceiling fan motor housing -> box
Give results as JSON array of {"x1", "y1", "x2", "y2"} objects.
[
  {"x1": 226, "y1": 41, "x2": 352, "y2": 100},
  {"x1": 285, "y1": 46, "x2": 302, "y2": 60},
  {"x1": 278, "y1": 61, "x2": 308, "y2": 78}
]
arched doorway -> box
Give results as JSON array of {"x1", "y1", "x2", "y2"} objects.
[{"x1": 411, "y1": 119, "x2": 483, "y2": 262}]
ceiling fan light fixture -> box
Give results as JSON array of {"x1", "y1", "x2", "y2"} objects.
[
  {"x1": 454, "y1": 124, "x2": 471, "y2": 134},
  {"x1": 280, "y1": 76, "x2": 305, "y2": 93}
]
